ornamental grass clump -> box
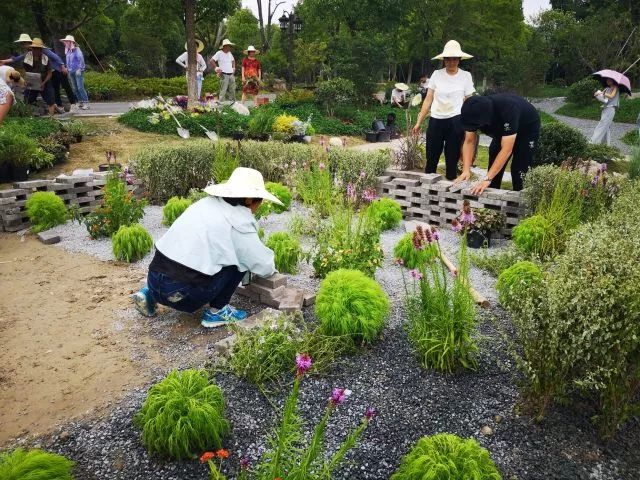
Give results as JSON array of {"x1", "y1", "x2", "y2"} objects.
[
  {"x1": 112, "y1": 223, "x2": 153, "y2": 262},
  {"x1": 25, "y1": 191, "x2": 67, "y2": 233},
  {"x1": 135, "y1": 369, "x2": 229, "y2": 459},
  {"x1": 511, "y1": 214, "x2": 555, "y2": 258},
  {"x1": 366, "y1": 197, "x2": 403, "y2": 231},
  {"x1": 162, "y1": 196, "x2": 192, "y2": 226},
  {"x1": 393, "y1": 232, "x2": 438, "y2": 269},
  {"x1": 390, "y1": 433, "x2": 501, "y2": 480},
  {"x1": 511, "y1": 182, "x2": 640, "y2": 437},
  {"x1": 496, "y1": 261, "x2": 543, "y2": 313},
  {"x1": 265, "y1": 232, "x2": 303, "y2": 274},
  {"x1": 295, "y1": 161, "x2": 335, "y2": 217},
  {"x1": 315, "y1": 269, "x2": 389, "y2": 344},
  {"x1": 404, "y1": 226, "x2": 477, "y2": 372},
  {"x1": 0, "y1": 448, "x2": 75, "y2": 480}
]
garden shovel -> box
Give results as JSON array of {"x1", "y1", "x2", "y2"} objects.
[
  {"x1": 158, "y1": 95, "x2": 218, "y2": 141},
  {"x1": 155, "y1": 95, "x2": 190, "y2": 139}
]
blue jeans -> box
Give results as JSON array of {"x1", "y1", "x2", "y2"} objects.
[
  {"x1": 147, "y1": 266, "x2": 244, "y2": 314},
  {"x1": 70, "y1": 70, "x2": 88, "y2": 103}
]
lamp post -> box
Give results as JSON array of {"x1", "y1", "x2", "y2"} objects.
[{"x1": 279, "y1": 11, "x2": 302, "y2": 90}]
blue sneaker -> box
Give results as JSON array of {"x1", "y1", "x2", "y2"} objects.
[
  {"x1": 132, "y1": 286, "x2": 157, "y2": 317},
  {"x1": 200, "y1": 304, "x2": 248, "y2": 328}
]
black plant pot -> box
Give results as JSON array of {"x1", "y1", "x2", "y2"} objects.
[
  {"x1": 467, "y1": 230, "x2": 490, "y2": 249},
  {"x1": 377, "y1": 131, "x2": 391, "y2": 142},
  {"x1": 0, "y1": 163, "x2": 11, "y2": 183},
  {"x1": 289, "y1": 134, "x2": 305, "y2": 143},
  {"x1": 74, "y1": 134, "x2": 83, "y2": 143},
  {"x1": 98, "y1": 163, "x2": 122, "y2": 172},
  {"x1": 10, "y1": 165, "x2": 29, "y2": 182},
  {"x1": 365, "y1": 131, "x2": 378, "y2": 142},
  {"x1": 233, "y1": 131, "x2": 245, "y2": 141}
]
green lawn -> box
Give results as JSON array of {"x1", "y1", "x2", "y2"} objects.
[
  {"x1": 528, "y1": 85, "x2": 568, "y2": 98},
  {"x1": 621, "y1": 129, "x2": 639, "y2": 146},
  {"x1": 555, "y1": 97, "x2": 640, "y2": 124},
  {"x1": 538, "y1": 110, "x2": 558, "y2": 125}
]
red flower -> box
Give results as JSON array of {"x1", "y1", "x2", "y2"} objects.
[
  {"x1": 200, "y1": 451, "x2": 215, "y2": 463},
  {"x1": 216, "y1": 449, "x2": 230, "y2": 459}
]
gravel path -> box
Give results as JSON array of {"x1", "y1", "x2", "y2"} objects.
[
  {"x1": 15, "y1": 205, "x2": 640, "y2": 479},
  {"x1": 531, "y1": 97, "x2": 635, "y2": 154}
]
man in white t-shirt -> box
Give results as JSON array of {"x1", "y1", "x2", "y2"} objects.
[
  {"x1": 176, "y1": 40, "x2": 207, "y2": 99},
  {"x1": 210, "y1": 39, "x2": 236, "y2": 102}
]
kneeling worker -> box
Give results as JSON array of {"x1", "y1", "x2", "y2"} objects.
[
  {"x1": 132, "y1": 167, "x2": 283, "y2": 328},
  {"x1": 455, "y1": 93, "x2": 540, "y2": 194}
]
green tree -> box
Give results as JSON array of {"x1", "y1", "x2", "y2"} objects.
[{"x1": 226, "y1": 8, "x2": 261, "y2": 51}]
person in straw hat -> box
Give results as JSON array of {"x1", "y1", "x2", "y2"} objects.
[
  {"x1": 0, "y1": 66, "x2": 24, "y2": 123},
  {"x1": 210, "y1": 39, "x2": 236, "y2": 102},
  {"x1": 132, "y1": 167, "x2": 283, "y2": 328},
  {"x1": 176, "y1": 39, "x2": 207, "y2": 99},
  {"x1": 241, "y1": 45, "x2": 262, "y2": 104},
  {"x1": 412, "y1": 40, "x2": 475, "y2": 181},
  {"x1": 14, "y1": 38, "x2": 56, "y2": 116},
  {"x1": 60, "y1": 35, "x2": 90, "y2": 110},
  {"x1": 391, "y1": 82, "x2": 409, "y2": 108}
]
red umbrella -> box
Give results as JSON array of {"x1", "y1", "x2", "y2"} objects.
[{"x1": 592, "y1": 69, "x2": 632, "y2": 95}]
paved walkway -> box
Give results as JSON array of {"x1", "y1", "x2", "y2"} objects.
[{"x1": 531, "y1": 97, "x2": 636, "y2": 154}]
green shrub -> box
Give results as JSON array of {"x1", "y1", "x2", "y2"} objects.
[
  {"x1": 265, "y1": 232, "x2": 303, "y2": 274},
  {"x1": 25, "y1": 192, "x2": 67, "y2": 233},
  {"x1": 3, "y1": 117, "x2": 61, "y2": 140},
  {"x1": 162, "y1": 196, "x2": 192, "y2": 226},
  {"x1": 315, "y1": 269, "x2": 389, "y2": 344},
  {"x1": 496, "y1": 261, "x2": 543, "y2": 312},
  {"x1": 405, "y1": 232, "x2": 477, "y2": 372},
  {"x1": 38, "y1": 135, "x2": 68, "y2": 164},
  {"x1": 535, "y1": 122, "x2": 587, "y2": 166},
  {"x1": 130, "y1": 140, "x2": 215, "y2": 203},
  {"x1": 312, "y1": 207, "x2": 384, "y2": 278},
  {"x1": 0, "y1": 130, "x2": 38, "y2": 167},
  {"x1": 328, "y1": 149, "x2": 391, "y2": 192},
  {"x1": 135, "y1": 369, "x2": 229, "y2": 459},
  {"x1": 470, "y1": 247, "x2": 523, "y2": 278},
  {"x1": 629, "y1": 147, "x2": 640, "y2": 181},
  {"x1": 226, "y1": 314, "x2": 353, "y2": 385},
  {"x1": 584, "y1": 143, "x2": 623, "y2": 163},
  {"x1": 188, "y1": 188, "x2": 208, "y2": 203},
  {"x1": 315, "y1": 77, "x2": 357, "y2": 116},
  {"x1": 512, "y1": 214, "x2": 555, "y2": 257},
  {"x1": 247, "y1": 108, "x2": 277, "y2": 136},
  {"x1": 367, "y1": 197, "x2": 403, "y2": 231},
  {"x1": 263, "y1": 182, "x2": 292, "y2": 215},
  {"x1": 390, "y1": 433, "x2": 501, "y2": 480},
  {"x1": 0, "y1": 448, "x2": 75, "y2": 480},
  {"x1": 275, "y1": 88, "x2": 315, "y2": 107},
  {"x1": 393, "y1": 232, "x2": 437, "y2": 269},
  {"x1": 566, "y1": 77, "x2": 601, "y2": 106},
  {"x1": 112, "y1": 224, "x2": 153, "y2": 262}
]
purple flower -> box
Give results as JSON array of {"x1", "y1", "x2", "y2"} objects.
[
  {"x1": 460, "y1": 212, "x2": 476, "y2": 225},
  {"x1": 239, "y1": 457, "x2": 250, "y2": 470},
  {"x1": 410, "y1": 269, "x2": 423, "y2": 280},
  {"x1": 359, "y1": 170, "x2": 366, "y2": 179},
  {"x1": 599, "y1": 163, "x2": 607, "y2": 173},
  {"x1": 451, "y1": 219, "x2": 463, "y2": 233},
  {"x1": 431, "y1": 229, "x2": 440, "y2": 241},
  {"x1": 295, "y1": 353, "x2": 312, "y2": 376},
  {"x1": 319, "y1": 162, "x2": 326, "y2": 171},
  {"x1": 591, "y1": 175, "x2": 599, "y2": 187},
  {"x1": 362, "y1": 189, "x2": 377, "y2": 202},
  {"x1": 330, "y1": 387, "x2": 351, "y2": 406},
  {"x1": 347, "y1": 182, "x2": 356, "y2": 201},
  {"x1": 364, "y1": 407, "x2": 376, "y2": 420}
]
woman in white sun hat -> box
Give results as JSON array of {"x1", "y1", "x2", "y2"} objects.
[
  {"x1": 176, "y1": 40, "x2": 207, "y2": 99},
  {"x1": 412, "y1": 40, "x2": 475, "y2": 180},
  {"x1": 60, "y1": 35, "x2": 90, "y2": 110},
  {"x1": 132, "y1": 167, "x2": 283, "y2": 328},
  {"x1": 391, "y1": 82, "x2": 409, "y2": 108},
  {"x1": 241, "y1": 45, "x2": 261, "y2": 104}
]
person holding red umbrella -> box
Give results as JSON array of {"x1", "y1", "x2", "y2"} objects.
[{"x1": 590, "y1": 69, "x2": 631, "y2": 145}]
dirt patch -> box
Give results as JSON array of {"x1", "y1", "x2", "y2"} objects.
[{"x1": 0, "y1": 233, "x2": 226, "y2": 446}]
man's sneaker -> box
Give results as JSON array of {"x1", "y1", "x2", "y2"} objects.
[
  {"x1": 200, "y1": 305, "x2": 248, "y2": 328},
  {"x1": 55, "y1": 105, "x2": 65, "y2": 114},
  {"x1": 132, "y1": 286, "x2": 156, "y2": 317},
  {"x1": 80, "y1": 103, "x2": 90, "y2": 110}
]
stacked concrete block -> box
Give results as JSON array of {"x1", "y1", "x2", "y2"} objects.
[
  {"x1": 0, "y1": 189, "x2": 29, "y2": 232},
  {"x1": 235, "y1": 273, "x2": 315, "y2": 313},
  {"x1": 377, "y1": 170, "x2": 526, "y2": 237}
]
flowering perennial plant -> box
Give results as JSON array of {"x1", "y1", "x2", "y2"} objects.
[{"x1": 403, "y1": 226, "x2": 478, "y2": 372}]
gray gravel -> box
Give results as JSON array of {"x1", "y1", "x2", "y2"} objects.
[
  {"x1": 13, "y1": 203, "x2": 640, "y2": 479},
  {"x1": 531, "y1": 97, "x2": 636, "y2": 154}
]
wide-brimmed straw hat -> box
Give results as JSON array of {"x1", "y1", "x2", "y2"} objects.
[
  {"x1": 185, "y1": 39, "x2": 205, "y2": 53},
  {"x1": 219, "y1": 39, "x2": 235, "y2": 49},
  {"x1": 243, "y1": 45, "x2": 260, "y2": 55},
  {"x1": 432, "y1": 40, "x2": 473, "y2": 60},
  {"x1": 204, "y1": 167, "x2": 284, "y2": 206},
  {"x1": 59, "y1": 35, "x2": 77, "y2": 44},
  {"x1": 30, "y1": 38, "x2": 47, "y2": 49},
  {"x1": 14, "y1": 33, "x2": 33, "y2": 43},
  {"x1": 394, "y1": 83, "x2": 409, "y2": 91}
]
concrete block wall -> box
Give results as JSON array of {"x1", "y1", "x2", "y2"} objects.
[
  {"x1": 377, "y1": 169, "x2": 526, "y2": 237},
  {"x1": 0, "y1": 172, "x2": 144, "y2": 232}
]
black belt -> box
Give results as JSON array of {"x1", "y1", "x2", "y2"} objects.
[{"x1": 222, "y1": 72, "x2": 234, "y2": 75}]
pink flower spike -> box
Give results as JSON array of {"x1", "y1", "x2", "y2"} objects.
[
  {"x1": 410, "y1": 269, "x2": 423, "y2": 280},
  {"x1": 365, "y1": 407, "x2": 376, "y2": 420},
  {"x1": 319, "y1": 162, "x2": 326, "y2": 171},
  {"x1": 330, "y1": 387, "x2": 350, "y2": 406},
  {"x1": 359, "y1": 170, "x2": 366, "y2": 179},
  {"x1": 295, "y1": 353, "x2": 312, "y2": 376}
]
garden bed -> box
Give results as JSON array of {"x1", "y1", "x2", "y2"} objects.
[{"x1": 5, "y1": 202, "x2": 639, "y2": 479}]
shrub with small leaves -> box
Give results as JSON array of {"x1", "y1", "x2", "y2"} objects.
[
  {"x1": 512, "y1": 214, "x2": 555, "y2": 257},
  {"x1": 162, "y1": 196, "x2": 192, "y2": 226},
  {"x1": 135, "y1": 369, "x2": 229, "y2": 459},
  {"x1": 393, "y1": 232, "x2": 437, "y2": 269},
  {"x1": 390, "y1": 433, "x2": 501, "y2": 480},
  {"x1": 316, "y1": 269, "x2": 389, "y2": 344},
  {"x1": 25, "y1": 191, "x2": 67, "y2": 233},
  {"x1": 566, "y1": 77, "x2": 602, "y2": 106},
  {"x1": 496, "y1": 261, "x2": 543, "y2": 312},
  {"x1": 112, "y1": 224, "x2": 153, "y2": 262},
  {"x1": 535, "y1": 122, "x2": 587, "y2": 166},
  {"x1": 265, "y1": 232, "x2": 303, "y2": 274},
  {"x1": 367, "y1": 197, "x2": 403, "y2": 231},
  {"x1": 0, "y1": 448, "x2": 75, "y2": 480}
]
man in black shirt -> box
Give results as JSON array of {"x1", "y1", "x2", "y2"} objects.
[{"x1": 455, "y1": 93, "x2": 540, "y2": 193}]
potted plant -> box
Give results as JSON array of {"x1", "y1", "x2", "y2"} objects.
[
  {"x1": 452, "y1": 201, "x2": 506, "y2": 248},
  {"x1": 99, "y1": 150, "x2": 122, "y2": 171},
  {"x1": 64, "y1": 120, "x2": 89, "y2": 143},
  {"x1": 247, "y1": 109, "x2": 275, "y2": 141},
  {"x1": 0, "y1": 130, "x2": 36, "y2": 181},
  {"x1": 232, "y1": 130, "x2": 246, "y2": 141}
]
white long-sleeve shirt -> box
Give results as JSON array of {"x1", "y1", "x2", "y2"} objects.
[
  {"x1": 155, "y1": 196, "x2": 276, "y2": 278},
  {"x1": 175, "y1": 52, "x2": 207, "y2": 73}
]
